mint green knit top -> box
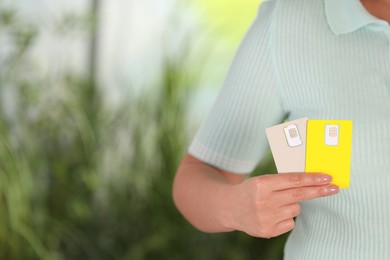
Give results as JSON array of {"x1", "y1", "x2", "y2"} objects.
[{"x1": 188, "y1": 0, "x2": 390, "y2": 259}]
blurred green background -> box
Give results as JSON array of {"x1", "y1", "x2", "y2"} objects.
[{"x1": 0, "y1": 0, "x2": 288, "y2": 259}]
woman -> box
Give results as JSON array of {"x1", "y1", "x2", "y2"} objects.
[{"x1": 173, "y1": 0, "x2": 390, "y2": 259}]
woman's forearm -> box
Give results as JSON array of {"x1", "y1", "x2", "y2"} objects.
[{"x1": 172, "y1": 154, "x2": 246, "y2": 233}]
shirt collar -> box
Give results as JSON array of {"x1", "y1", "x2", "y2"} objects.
[{"x1": 324, "y1": 0, "x2": 389, "y2": 35}]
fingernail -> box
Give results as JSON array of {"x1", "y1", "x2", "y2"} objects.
[
  {"x1": 327, "y1": 185, "x2": 339, "y2": 193},
  {"x1": 316, "y1": 175, "x2": 332, "y2": 183}
]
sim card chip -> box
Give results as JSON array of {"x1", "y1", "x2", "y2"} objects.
[
  {"x1": 325, "y1": 124, "x2": 339, "y2": 146},
  {"x1": 283, "y1": 124, "x2": 302, "y2": 147}
]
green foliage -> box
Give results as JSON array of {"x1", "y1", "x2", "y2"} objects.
[{"x1": 0, "y1": 4, "x2": 287, "y2": 260}]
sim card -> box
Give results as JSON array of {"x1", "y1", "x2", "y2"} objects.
[
  {"x1": 265, "y1": 118, "x2": 308, "y2": 173},
  {"x1": 305, "y1": 120, "x2": 353, "y2": 188}
]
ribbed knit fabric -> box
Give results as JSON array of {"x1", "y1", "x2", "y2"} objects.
[{"x1": 188, "y1": 0, "x2": 390, "y2": 259}]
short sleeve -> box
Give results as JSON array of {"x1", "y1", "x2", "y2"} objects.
[{"x1": 188, "y1": 0, "x2": 287, "y2": 174}]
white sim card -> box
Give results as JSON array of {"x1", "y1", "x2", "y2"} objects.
[
  {"x1": 283, "y1": 124, "x2": 302, "y2": 147},
  {"x1": 266, "y1": 117, "x2": 308, "y2": 173},
  {"x1": 325, "y1": 124, "x2": 339, "y2": 146}
]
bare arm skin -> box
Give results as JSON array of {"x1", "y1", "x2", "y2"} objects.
[{"x1": 173, "y1": 154, "x2": 339, "y2": 238}]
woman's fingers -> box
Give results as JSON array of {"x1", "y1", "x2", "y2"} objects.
[
  {"x1": 273, "y1": 219, "x2": 296, "y2": 237},
  {"x1": 260, "y1": 219, "x2": 296, "y2": 239},
  {"x1": 265, "y1": 172, "x2": 333, "y2": 192},
  {"x1": 276, "y1": 203, "x2": 301, "y2": 221},
  {"x1": 272, "y1": 184, "x2": 340, "y2": 206}
]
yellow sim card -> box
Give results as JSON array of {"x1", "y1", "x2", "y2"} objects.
[{"x1": 305, "y1": 120, "x2": 353, "y2": 188}]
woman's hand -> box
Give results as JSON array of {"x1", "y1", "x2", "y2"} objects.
[
  {"x1": 222, "y1": 173, "x2": 338, "y2": 238},
  {"x1": 173, "y1": 154, "x2": 339, "y2": 238}
]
